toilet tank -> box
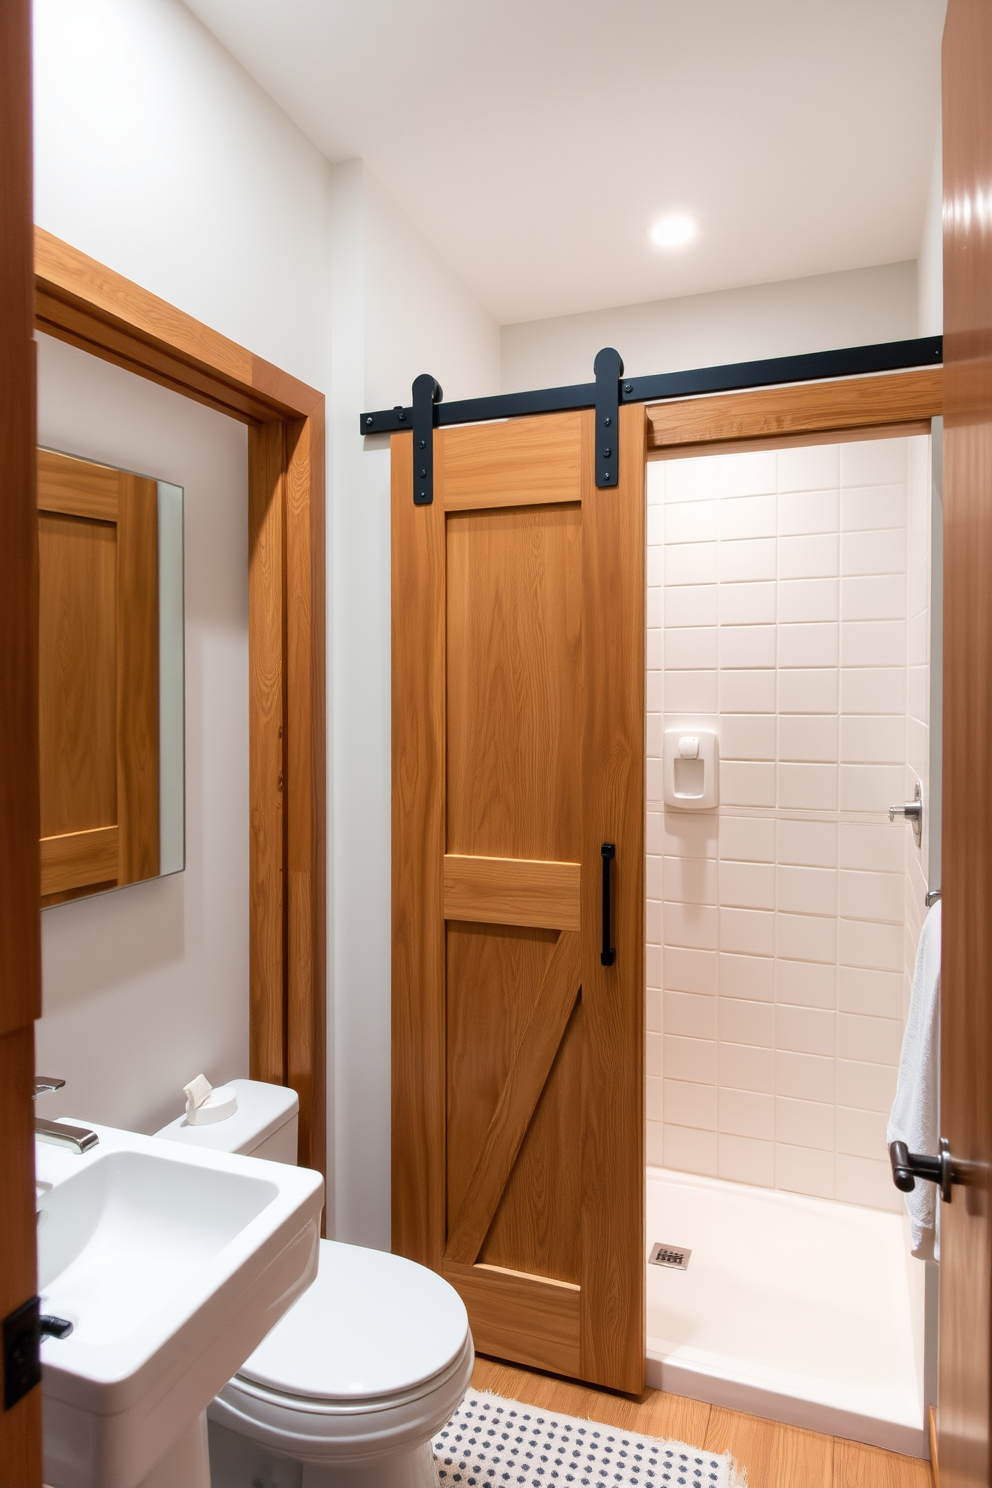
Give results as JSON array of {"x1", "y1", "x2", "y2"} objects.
[{"x1": 154, "y1": 1078, "x2": 299, "y2": 1164}]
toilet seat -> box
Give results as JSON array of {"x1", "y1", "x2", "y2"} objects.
[{"x1": 208, "y1": 1239, "x2": 474, "y2": 1466}]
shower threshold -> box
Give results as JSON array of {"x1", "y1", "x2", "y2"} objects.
[{"x1": 646, "y1": 1166, "x2": 927, "y2": 1458}]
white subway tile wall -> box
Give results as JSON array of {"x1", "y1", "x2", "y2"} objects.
[{"x1": 646, "y1": 435, "x2": 931, "y2": 1211}]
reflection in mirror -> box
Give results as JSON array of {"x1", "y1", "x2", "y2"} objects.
[{"x1": 37, "y1": 448, "x2": 185, "y2": 906}]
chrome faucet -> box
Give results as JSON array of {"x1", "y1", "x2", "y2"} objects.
[{"x1": 33, "y1": 1076, "x2": 99, "y2": 1153}]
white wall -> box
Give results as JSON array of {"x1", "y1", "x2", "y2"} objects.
[
  {"x1": 33, "y1": 0, "x2": 499, "y2": 1249},
  {"x1": 33, "y1": 0, "x2": 333, "y2": 389},
  {"x1": 34, "y1": 333, "x2": 250, "y2": 1136},
  {"x1": 329, "y1": 160, "x2": 499, "y2": 1247},
  {"x1": 917, "y1": 124, "x2": 943, "y2": 337},
  {"x1": 501, "y1": 262, "x2": 918, "y2": 394},
  {"x1": 31, "y1": 0, "x2": 334, "y2": 1140}
]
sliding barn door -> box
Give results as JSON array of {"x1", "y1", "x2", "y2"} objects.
[{"x1": 392, "y1": 405, "x2": 645, "y2": 1393}]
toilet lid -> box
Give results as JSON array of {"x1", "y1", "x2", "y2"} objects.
[{"x1": 236, "y1": 1239, "x2": 470, "y2": 1402}]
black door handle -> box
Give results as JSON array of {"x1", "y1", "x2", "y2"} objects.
[
  {"x1": 889, "y1": 1138, "x2": 967, "y2": 1204},
  {"x1": 601, "y1": 843, "x2": 616, "y2": 967}
]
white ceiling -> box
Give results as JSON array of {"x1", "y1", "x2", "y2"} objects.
[{"x1": 183, "y1": 0, "x2": 945, "y2": 326}]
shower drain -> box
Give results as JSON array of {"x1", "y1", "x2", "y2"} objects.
[{"x1": 649, "y1": 1241, "x2": 691, "y2": 1270}]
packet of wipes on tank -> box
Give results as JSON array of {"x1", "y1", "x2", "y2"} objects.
[
  {"x1": 184, "y1": 1073, "x2": 213, "y2": 1120},
  {"x1": 183, "y1": 1073, "x2": 239, "y2": 1125}
]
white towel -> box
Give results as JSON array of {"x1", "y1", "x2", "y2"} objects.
[{"x1": 887, "y1": 901, "x2": 941, "y2": 1259}]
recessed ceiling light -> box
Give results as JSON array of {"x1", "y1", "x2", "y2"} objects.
[{"x1": 649, "y1": 213, "x2": 700, "y2": 249}]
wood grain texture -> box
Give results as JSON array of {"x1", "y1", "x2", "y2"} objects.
[
  {"x1": 706, "y1": 1406, "x2": 833, "y2": 1488},
  {"x1": 441, "y1": 413, "x2": 583, "y2": 510},
  {"x1": 646, "y1": 367, "x2": 942, "y2": 452},
  {"x1": 833, "y1": 1439, "x2": 932, "y2": 1488},
  {"x1": 284, "y1": 410, "x2": 326, "y2": 1180},
  {"x1": 0, "y1": 1028, "x2": 42, "y2": 1486},
  {"x1": 648, "y1": 421, "x2": 933, "y2": 465},
  {"x1": 0, "y1": 23, "x2": 42, "y2": 1477},
  {"x1": 578, "y1": 402, "x2": 646, "y2": 1393},
  {"x1": 475, "y1": 972, "x2": 584, "y2": 1284},
  {"x1": 471, "y1": 1360, "x2": 932, "y2": 1488},
  {"x1": 37, "y1": 508, "x2": 117, "y2": 840},
  {"x1": 445, "y1": 1261, "x2": 581, "y2": 1377},
  {"x1": 443, "y1": 854, "x2": 580, "y2": 930},
  {"x1": 33, "y1": 233, "x2": 328, "y2": 1202},
  {"x1": 116, "y1": 473, "x2": 159, "y2": 885},
  {"x1": 37, "y1": 447, "x2": 118, "y2": 520},
  {"x1": 938, "y1": 7, "x2": 992, "y2": 1487},
  {"x1": 445, "y1": 919, "x2": 582, "y2": 1284},
  {"x1": 445, "y1": 929, "x2": 581, "y2": 1264},
  {"x1": 40, "y1": 825, "x2": 119, "y2": 897},
  {"x1": 394, "y1": 408, "x2": 644, "y2": 1389},
  {"x1": 392, "y1": 427, "x2": 448, "y2": 1269},
  {"x1": 248, "y1": 421, "x2": 287, "y2": 1087},
  {"x1": 446, "y1": 501, "x2": 582, "y2": 862}
]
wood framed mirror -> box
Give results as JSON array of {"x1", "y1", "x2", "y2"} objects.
[{"x1": 38, "y1": 448, "x2": 185, "y2": 906}]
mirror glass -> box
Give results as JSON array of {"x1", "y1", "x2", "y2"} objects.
[{"x1": 38, "y1": 447, "x2": 185, "y2": 905}]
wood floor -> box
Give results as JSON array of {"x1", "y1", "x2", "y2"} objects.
[{"x1": 471, "y1": 1357, "x2": 933, "y2": 1488}]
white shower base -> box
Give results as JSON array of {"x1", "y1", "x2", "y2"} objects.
[{"x1": 646, "y1": 1167, "x2": 927, "y2": 1457}]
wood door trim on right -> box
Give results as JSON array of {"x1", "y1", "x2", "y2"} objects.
[
  {"x1": 937, "y1": 4, "x2": 992, "y2": 1482},
  {"x1": 1, "y1": 0, "x2": 41, "y2": 1481}
]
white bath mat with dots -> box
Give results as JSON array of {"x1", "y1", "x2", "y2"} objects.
[{"x1": 432, "y1": 1391, "x2": 745, "y2": 1488}]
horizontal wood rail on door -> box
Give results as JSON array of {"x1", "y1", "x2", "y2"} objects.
[
  {"x1": 646, "y1": 366, "x2": 942, "y2": 453},
  {"x1": 33, "y1": 228, "x2": 326, "y2": 1186}
]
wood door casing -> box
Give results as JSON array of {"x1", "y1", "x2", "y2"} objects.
[
  {"x1": 392, "y1": 406, "x2": 645, "y2": 1393},
  {"x1": 938, "y1": 3, "x2": 992, "y2": 1484},
  {"x1": 0, "y1": 0, "x2": 41, "y2": 1478},
  {"x1": 37, "y1": 448, "x2": 159, "y2": 904}
]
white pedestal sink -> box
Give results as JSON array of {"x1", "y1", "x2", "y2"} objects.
[{"x1": 36, "y1": 1121, "x2": 323, "y2": 1488}]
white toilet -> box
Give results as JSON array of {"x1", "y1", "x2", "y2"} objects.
[{"x1": 155, "y1": 1079, "x2": 474, "y2": 1487}]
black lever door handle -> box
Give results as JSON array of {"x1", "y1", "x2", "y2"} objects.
[
  {"x1": 601, "y1": 843, "x2": 616, "y2": 967},
  {"x1": 889, "y1": 1138, "x2": 965, "y2": 1204}
]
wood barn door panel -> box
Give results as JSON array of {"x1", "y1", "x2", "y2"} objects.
[
  {"x1": 445, "y1": 920, "x2": 560, "y2": 1230},
  {"x1": 441, "y1": 413, "x2": 584, "y2": 511},
  {"x1": 393, "y1": 405, "x2": 645, "y2": 1392},
  {"x1": 442, "y1": 854, "x2": 580, "y2": 930},
  {"x1": 442, "y1": 1258, "x2": 581, "y2": 1377},
  {"x1": 475, "y1": 991, "x2": 584, "y2": 1284},
  {"x1": 446, "y1": 501, "x2": 582, "y2": 861}
]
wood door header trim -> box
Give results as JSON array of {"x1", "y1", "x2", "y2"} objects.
[
  {"x1": 646, "y1": 366, "x2": 942, "y2": 454},
  {"x1": 35, "y1": 228, "x2": 322, "y2": 425}
]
